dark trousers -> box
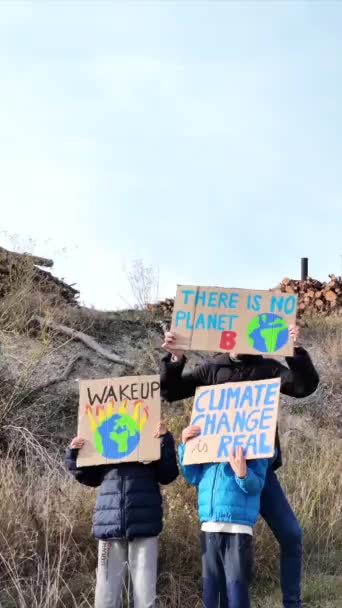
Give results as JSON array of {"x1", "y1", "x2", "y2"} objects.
[
  {"x1": 260, "y1": 469, "x2": 303, "y2": 608},
  {"x1": 201, "y1": 532, "x2": 252, "y2": 608}
]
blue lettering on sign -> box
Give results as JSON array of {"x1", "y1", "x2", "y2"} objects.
[
  {"x1": 259, "y1": 408, "x2": 274, "y2": 430},
  {"x1": 228, "y1": 314, "x2": 239, "y2": 329},
  {"x1": 185, "y1": 312, "x2": 194, "y2": 329},
  {"x1": 175, "y1": 311, "x2": 186, "y2": 327},
  {"x1": 208, "y1": 291, "x2": 218, "y2": 307},
  {"x1": 208, "y1": 314, "x2": 217, "y2": 329},
  {"x1": 264, "y1": 383, "x2": 279, "y2": 405},
  {"x1": 270, "y1": 295, "x2": 296, "y2": 315},
  {"x1": 233, "y1": 410, "x2": 247, "y2": 432},
  {"x1": 229, "y1": 293, "x2": 239, "y2": 308},
  {"x1": 247, "y1": 294, "x2": 263, "y2": 311},
  {"x1": 245, "y1": 410, "x2": 260, "y2": 432},
  {"x1": 271, "y1": 295, "x2": 284, "y2": 313},
  {"x1": 194, "y1": 390, "x2": 210, "y2": 413},
  {"x1": 195, "y1": 313, "x2": 206, "y2": 329},
  {"x1": 226, "y1": 387, "x2": 241, "y2": 409},
  {"x1": 191, "y1": 414, "x2": 205, "y2": 426},
  {"x1": 216, "y1": 412, "x2": 231, "y2": 434},
  {"x1": 284, "y1": 295, "x2": 296, "y2": 314},
  {"x1": 245, "y1": 434, "x2": 258, "y2": 455},
  {"x1": 204, "y1": 413, "x2": 217, "y2": 435},
  {"x1": 216, "y1": 431, "x2": 274, "y2": 458},
  {"x1": 240, "y1": 386, "x2": 253, "y2": 408},
  {"x1": 217, "y1": 315, "x2": 228, "y2": 331},
  {"x1": 181, "y1": 289, "x2": 195, "y2": 304},
  {"x1": 218, "y1": 292, "x2": 228, "y2": 308},
  {"x1": 258, "y1": 432, "x2": 273, "y2": 454},
  {"x1": 253, "y1": 295, "x2": 262, "y2": 311},
  {"x1": 209, "y1": 388, "x2": 226, "y2": 411},
  {"x1": 254, "y1": 384, "x2": 267, "y2": 406},
  {"x1": 217, "y1": 435, "x2": 232, "y2": 457},
  {"x1": 233, "y1": 434, "x2": 246, "y2": 451},
  {"x1": 217, "y1": 434, "x2": 247, "y2": 456},
  {"x1": 195, "y1": 290, "x2": 206, "y2": 306},
  {"x1": 175, "y1": 309, "x2": 240, "y2": 331}
]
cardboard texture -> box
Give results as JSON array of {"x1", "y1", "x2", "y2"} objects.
[
  {"x1": 171, "y1": 285, "x2": 297, "y2": 356},
  {"x1": 183, "y1": 378, "x2": 280, "y2": 465},
  {"x1": 77, "y1": 375, "x2": 161, "y2": 467}
]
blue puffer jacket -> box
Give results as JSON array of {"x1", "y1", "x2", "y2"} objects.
[
  {"x1": 178, "y1": 444, "x2": 268, "y2": 527},
  {"x1": 66, "y1": 432, "x2": 178, "y2": 540}
]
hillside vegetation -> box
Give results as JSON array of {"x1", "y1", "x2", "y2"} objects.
[{"x1": 0, "y1": 250, "x2": 341, "y2": 607}]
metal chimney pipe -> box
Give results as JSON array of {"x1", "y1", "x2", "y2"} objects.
[{"x1": 301, "y1": 257, "x2": 308, "y2": 281}]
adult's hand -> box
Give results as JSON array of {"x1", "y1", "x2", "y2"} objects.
[
  {"x1": 289, "y1": 324, "x2": 300, "y2": 343},
  {"x1": 162, "y1": 331, "x2": 184, "y2": 361}
]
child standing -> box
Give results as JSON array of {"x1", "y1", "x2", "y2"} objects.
[
  {"x1": 179, "y1": 425, "x2": 269, "y2": 608},
  {"x1": 66, "y1": 422, "x2": 178, "y2": 608}
]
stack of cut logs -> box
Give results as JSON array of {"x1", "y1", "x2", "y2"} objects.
[
  {"x1": 145, "y1": 275, "x2": 342, "y2": 318},
  {"x1": 274, "y1": 275, "x2": 342, "y2": 316},
  {"x1": 0, "y1": 246, "x2": 79, "y2": 305},
  {"x1": 145, "y1": 298, "x2": 175, "y2": 318}
]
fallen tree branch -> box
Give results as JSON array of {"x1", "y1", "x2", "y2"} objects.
[
  {"x1": 25, "y1": 355, "x2": 84, "y2": 398},
  {"x1": 31, "y1": 316, "x2": 135, "y2": 368}
]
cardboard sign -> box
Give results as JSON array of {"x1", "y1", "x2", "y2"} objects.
[
  {"x1": 77, "y1": 375, "x2": 161, "y2": 467},
  {"x1": 171, "y1": 285, "x2": 297, "y2": 356},
  {"x1": 183, "y1": 378, "x2": 280, "y2": 465}
]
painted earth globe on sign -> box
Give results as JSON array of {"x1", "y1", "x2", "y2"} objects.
[
  {"x1": 247, "y1": 313, "x2": 289, "y2": 353},
  {"x1": 94, "y1": 413, "x2": 140, "y2": 459}
]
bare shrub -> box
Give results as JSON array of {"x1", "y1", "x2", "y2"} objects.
[{"x1": 124, "y1": 259, "x2": 159, "y2": 310}]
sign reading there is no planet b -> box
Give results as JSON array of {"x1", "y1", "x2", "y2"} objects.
[
  {"x1": 77, "y1": 375, "x2": 161, "y2": 467},
  {"x1": 171, "y1": 285, "x2": 297, "y2": 356}
]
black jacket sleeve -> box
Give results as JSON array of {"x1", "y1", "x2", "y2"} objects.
[
  {"x1": 272, "y1": 346, "x2": 319, "y2": 398},
  {"x1": 65, "y1": 447, "x2": 105, "y2": 487},
  {"x1": 160, "y1": 353, "x2": 211, "y2": 402},
  {"x1": 155, "y1": 432, "x2": 179, "y2": 485}
]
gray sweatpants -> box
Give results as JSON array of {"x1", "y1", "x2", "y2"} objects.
[{"x1": 94, "y1": 537, "x2": 158, "y2": 608}]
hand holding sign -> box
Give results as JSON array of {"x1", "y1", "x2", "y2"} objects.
[
  {"x1": 162, "y1": 331, "x2": 184, "y2": 361},
  {"x1": 289, "y1": 324, "x2": 300, "y2": 344},
  {"x1": 182, "y1": 425, "x2": 201, "y2": 444},
  {"x1": 70, "y1": 436, "x2": 85, "y2": 449},
  {"x1": 231, "y1": 446, "x2": 247, "y2": 479},
  {"x1": 153, "y1": 421, "x2": 168, "y2": 438}
]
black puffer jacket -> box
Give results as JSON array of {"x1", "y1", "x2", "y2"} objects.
[
  {"x1": 66, "y1": 432, "x2": 178, "y2": 540},
  {"x1": 160, "y1": 347, "x2": 319, "y2": 470}
]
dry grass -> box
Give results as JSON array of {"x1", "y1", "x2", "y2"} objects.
[
  {"x1": 0, "y1": 263, "x2": 341, "y2": 606},
  {"x1": 0, "y1": 411, "x2": 340, "y2": 607}
]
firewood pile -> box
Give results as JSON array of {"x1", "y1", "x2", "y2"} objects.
[
  {"x1": 274, "y1": 275, "x2": 342, "y2": 316},
  {"x1": 145, "y1": 298, "x2": 174, "y2": 318},
  {"x1": 0, "y1": 247, "x2": 79, "y2": 305},
  {"x1": 145, "y1": 275, "x2": 342, "y2": 318}
]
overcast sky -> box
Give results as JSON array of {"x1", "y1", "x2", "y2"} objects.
[{"x1": 0, "y1": 1, "x2": 341, "y2": 309}]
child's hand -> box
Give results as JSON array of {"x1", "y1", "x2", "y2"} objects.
[
  {"x1": 231, "y1": 446, "x2": 247, "y2": 479},
  {"x1": 182, "y1": 425, "x2": 201, "y2": 444},
  {"x1": 70, "y1": 437, "x2": 85, "y2": 449},
  {"x1": 154, "y1": 422, "x2": 168, "y2": 438}
]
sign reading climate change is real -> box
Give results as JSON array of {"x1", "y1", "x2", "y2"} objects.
[
  {"x1": 183, "y1": 378, "x2": 280, "y2": 465},
  {"x1": 77, "y1": 375, "x2": 161, "y2": 467},
  {"x1": 171, "y1": 285, "x2": 297, "y2": 356}
]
